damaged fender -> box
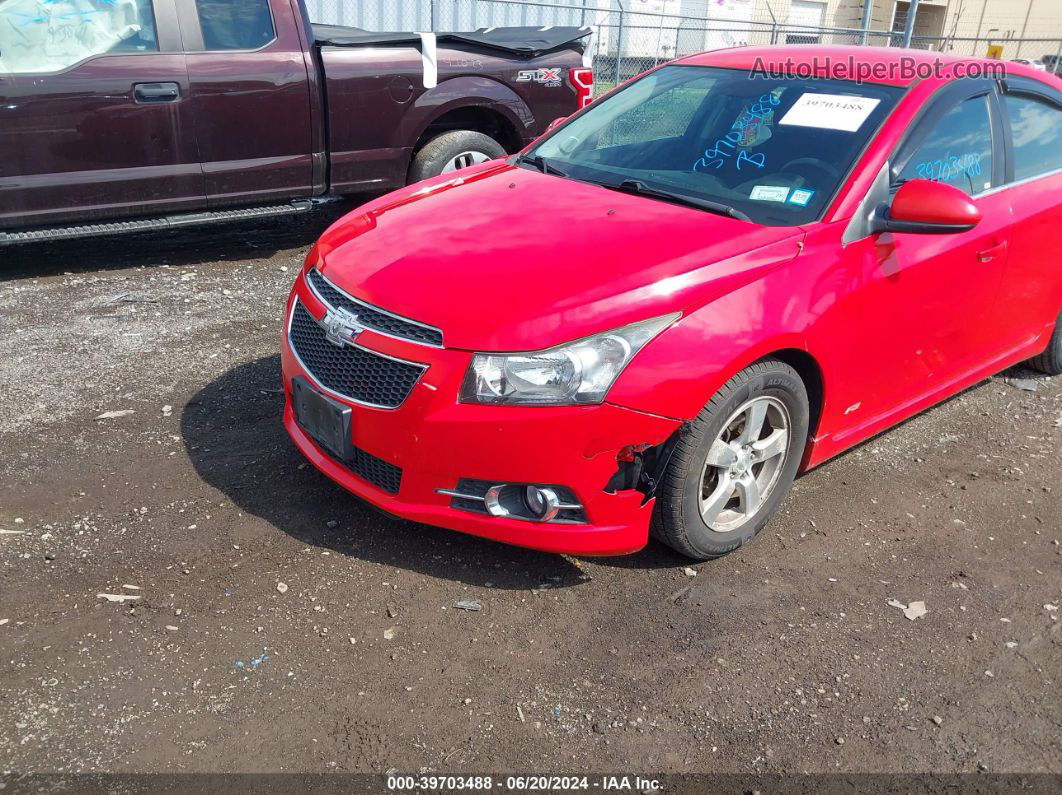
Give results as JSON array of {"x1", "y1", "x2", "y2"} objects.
[
  {"x1": 603, "y1": 423, "x2": 692, "y2": 502},
  {"x1": 583, "y1": 416, "x2": 690, "y2": 502}
]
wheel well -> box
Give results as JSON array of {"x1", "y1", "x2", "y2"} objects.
[
  {"x1": 414, "y1": 106, "x2": 522, "y2": 154},
  {"x1": 766, "y1": 349, "x2": 824, "y2": 439}
]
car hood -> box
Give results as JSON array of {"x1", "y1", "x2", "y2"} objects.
[{"x1": 315, "y1": 163, "x2": 806, "y2": 351}]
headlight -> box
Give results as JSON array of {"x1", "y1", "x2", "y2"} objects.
[{"x1": 460, "y1": 314, "x2": 679, "y2": 406}]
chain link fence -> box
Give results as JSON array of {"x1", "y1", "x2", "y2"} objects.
[{"x1": 305, "y1": 0, "x2": 1062, "y2": 89}]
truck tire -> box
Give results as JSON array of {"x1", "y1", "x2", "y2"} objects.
[
  {"x1": 409, "y1": 131, "x2": 506, "y2": 183},
  {"x1": 651, "y1": 359, "x2": 809, "y2": 561},
  {"x1": 1025, "y1": 311, "x2": 1062, "y2": 375}
]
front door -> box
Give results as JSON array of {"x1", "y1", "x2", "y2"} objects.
[
  {"x1": 853, "y1": 85, "x2": 1013, "y2": 418},
  {"x1": 175, "y1": 0, "x2": 315, "y2": 207},
  {"x1": 0, "y1": 0, "x2": 203, "y2": 230}
]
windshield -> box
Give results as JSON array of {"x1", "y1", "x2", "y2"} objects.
[{"x1": 528, "y1": 65, "x2": 905, "y2": 226}]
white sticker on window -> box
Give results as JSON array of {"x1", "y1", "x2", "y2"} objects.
[
  {"x1": 750, "y1": 185, "x2": 791, "y2": 202},
  {"x1": 779, "y1": 94, "x2": 881, "y2": 133}
]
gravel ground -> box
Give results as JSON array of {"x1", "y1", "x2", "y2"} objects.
[{"x1": 1, "y1": 205, "x2": 1060, "y2": 776}]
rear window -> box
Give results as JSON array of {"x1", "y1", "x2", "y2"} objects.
[
  {"x1": 1004, "y1": 93, "x2": 1062, "y2": 182},
  {"x1": 194, "y1": 0, "x2": 275, "y2": 51}
]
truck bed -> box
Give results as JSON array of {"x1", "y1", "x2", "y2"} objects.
[
  {"x1": 312, "y1": 24, "x2": 593, "y2": 57},
  {"x1": 315, "y1": 26, "x2": 592, "y2": 194}
]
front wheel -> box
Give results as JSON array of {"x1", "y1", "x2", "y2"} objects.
[
  {"x1": 651, "y1": 359, "x2": 809, "y2": 560},
  {"x1": 408, "y1": 130, "x2": 507, "y2": 183}
]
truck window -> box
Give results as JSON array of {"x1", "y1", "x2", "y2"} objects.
[
  {"x1": 193, "y1": 0, "x2": 275, "y2": 51},
  {"x1": 0, "y1": 0, "x2": 159, "y2": 75}
]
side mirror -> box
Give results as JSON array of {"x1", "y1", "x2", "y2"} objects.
[
  {"x1": 546, "y1": 116, "x2": 568, "y2": 133},
  {"x1": 870, "y1": 179, "x2": 982, "y2": 235}
]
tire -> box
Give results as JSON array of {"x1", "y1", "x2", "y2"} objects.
[
  {"x1": 651, "y1": 359, "x2": 810, "y2": 561},
  {"x1": 408, "y1": 130, "x2": 507, "y2": 183},
  {"x1": 1025, "y1": 311, "x2": 1062, "y2": 375}
]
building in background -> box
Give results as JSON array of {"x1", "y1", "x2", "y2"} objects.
[
  {"x1": 770, "y1": 0, "x2": 1062, "y2": 58},
  {"x1": 666, "y1": 0, "x2": 1062, "y2": 57}
]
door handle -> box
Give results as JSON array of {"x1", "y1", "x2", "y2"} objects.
[
  {"x1": 133, "y1": 82, "x2": 181, "y2": 103},
  {"x1": 975, "y1": 241, "x2": 1007, "y2": 263}
]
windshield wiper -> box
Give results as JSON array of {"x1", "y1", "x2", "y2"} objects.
[
  {"x1": 516, "y1": 153, "x2": 568, "y2": 177},
  {"x1": 604, "y1": 179, "x2": 752, "y2": 222}
]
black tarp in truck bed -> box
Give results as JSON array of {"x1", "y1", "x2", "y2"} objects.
[{"x1": 312, "y1": 24, "x2": 592, "y2": 58}]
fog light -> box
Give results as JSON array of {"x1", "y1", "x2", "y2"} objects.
[
  {"x1": 439, "y1": 481, "x2": 586, "y2": 524},
  {"x1": 524, "y1": 485, "x2": 561, "y2": 522}
]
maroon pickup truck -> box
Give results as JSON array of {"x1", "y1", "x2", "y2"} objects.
[{"x1": 0, "y1": 0, "x2": 592, "y2": 245}]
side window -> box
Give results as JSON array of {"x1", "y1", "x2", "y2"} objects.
[
  {"x1": 0, "y1": 0, "x2": 158, "y2": 75},
  {"x1": 194, "y1": 0, "x2": 275, "y2": 51},
  {"x1": 597, "y1": 75, "x2": 718, "y2": 148},
  {"x1": 1004, "y1": 93, "x2": 1062, "y2": 182},
  {"x1": 897, "y1": 95, "x2": 995, "y2": 196}
]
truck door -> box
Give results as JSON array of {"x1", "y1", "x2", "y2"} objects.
[
  {"x1": 0, "y1": 0, "x2": 203, "y2": 231},
  {"x1": 175, "y1": 0, "x2": 315, "y2": 206}
]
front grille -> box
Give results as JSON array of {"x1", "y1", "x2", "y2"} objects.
[
  {"x1": 306, "y1": 269, "x2": 444, "y2": 347},
  {"x1": 346, "y1": 446, "x2": 402, "y2": 495},
  {"x1": 289, "y1": 302, "x2": 426, "y2": 408}
]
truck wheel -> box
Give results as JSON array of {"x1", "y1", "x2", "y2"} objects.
[
  {"x1": 409, "y1": 131, "x2": 506, "y2": 183},
  {"x1": 651, "y1": 360, "x2": 809, "y2": 561},
  {"x1": 1025, "y1": 311, "x2": 1062, "y2": 375}
]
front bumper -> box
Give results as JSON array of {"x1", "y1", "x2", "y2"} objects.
[{"x1": 280, "y1": 276, "x2": 681, "y2": 556}]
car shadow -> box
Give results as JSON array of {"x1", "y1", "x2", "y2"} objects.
[
  {"x1": 180, "y1": 355, "x2": 589, "y2": 590},
  {"x1": 182, "y1": 353, "x2": 1046, "y2": 584},
  {"x1": 1, "y1": 199, "x2": 362, "y2": 281}
]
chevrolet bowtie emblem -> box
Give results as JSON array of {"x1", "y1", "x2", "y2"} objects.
[{"x1": 322, "y1": 306, "x2": 364, "y2": 347}]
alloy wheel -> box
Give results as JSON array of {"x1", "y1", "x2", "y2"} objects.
[{"x1": 699, "y1": 396, "x2": 791, "y2": 533}]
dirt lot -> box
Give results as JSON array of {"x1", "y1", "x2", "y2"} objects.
[{"x1": 1, "y1": 204, "x2": 1060, "y2": 776}]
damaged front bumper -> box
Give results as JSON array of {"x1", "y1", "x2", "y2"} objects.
[{"x1": 281, "y1": 328, "x2": 681, "y2": 555}]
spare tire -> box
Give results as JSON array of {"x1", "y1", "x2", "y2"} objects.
[{"x1": 408, "y1": 130, "x2": 507, "y2": 183}]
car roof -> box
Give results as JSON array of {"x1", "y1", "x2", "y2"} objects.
[{"x1": 675, "y1": 45, "x2": 1055, "y2": 88}]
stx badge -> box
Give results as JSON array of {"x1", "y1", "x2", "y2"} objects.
[{"x1": 517, "y1": 68, "x2": 563, "y2": 87}]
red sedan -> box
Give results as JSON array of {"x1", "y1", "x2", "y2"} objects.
[{"x1": 280, "y1": 46, "x2": 1062, "y2": 560}]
